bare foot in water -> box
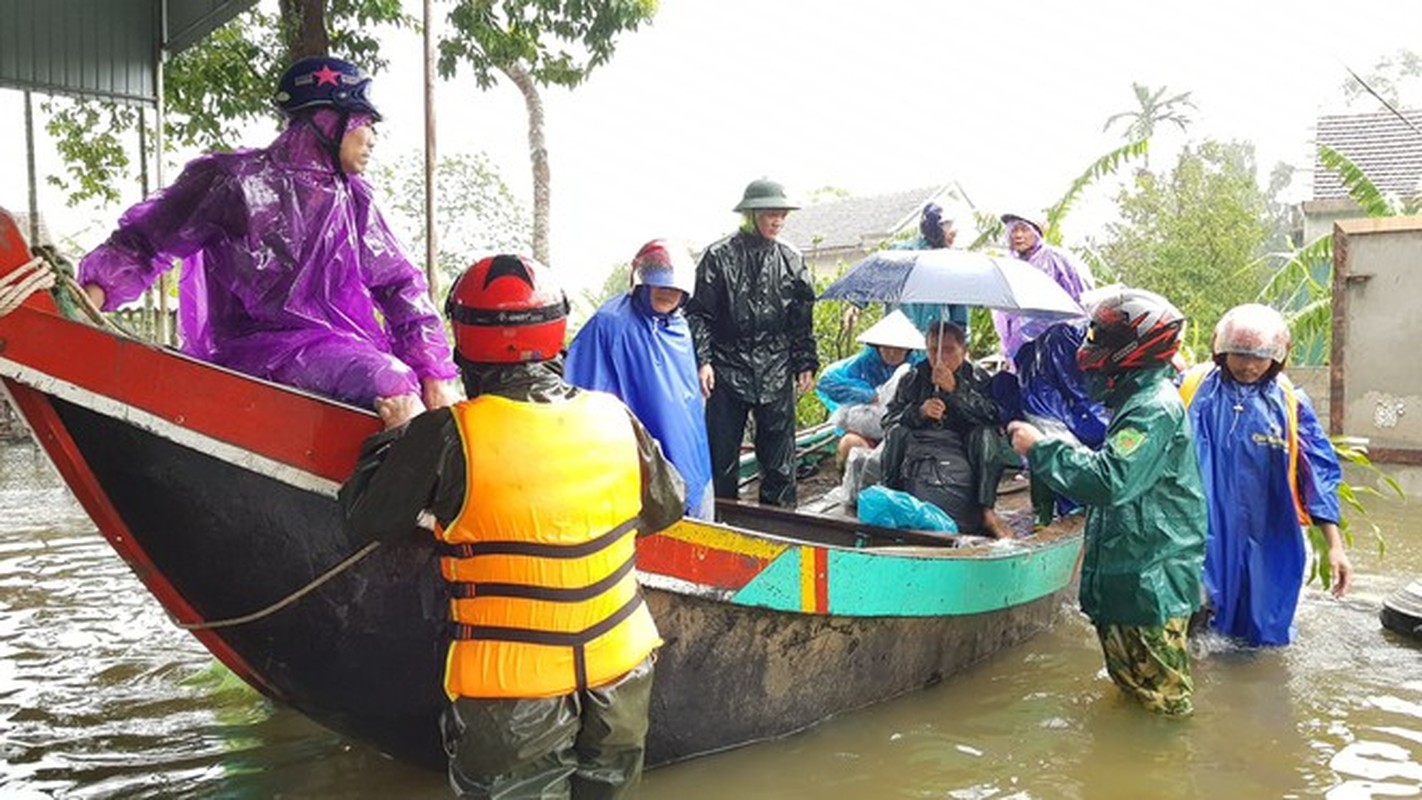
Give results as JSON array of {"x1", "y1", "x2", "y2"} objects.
[
  {"x1": 981, "y1": 507, "x2": 1014, "y2": 539},
  {"x1": 375, "y1": 393, "x2": 424, "y2": 430}
]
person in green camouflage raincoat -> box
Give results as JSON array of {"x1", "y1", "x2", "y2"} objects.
[{"x1": 1008, "y1": 287, "x2": 1206, "y2": 716}]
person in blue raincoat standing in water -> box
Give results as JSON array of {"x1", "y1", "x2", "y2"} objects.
[
  {"x1": 567, "y1": 239, "x2": 715, "y2": 519},
  {"x1": 1180, "y1": 303, "x2": 1352, "y2": 646}
]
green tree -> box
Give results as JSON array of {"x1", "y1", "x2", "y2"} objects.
[
  {"x1": 1341, "y1": 48, "x2": 1422, "y2": 108},
  {"x1": 43, "y1": 1, "x2": 412, "y2": 206},
  {"x1": 1095, "y1": 139, "x2": 1271, "y2": 341},
  {"x1": 573, "y1": 262, "x2": 633, "y2": 328},
  {"x1": 374, "y1": 151, "x2": 530, "y2": 295},
  {"x1": 438, "y1": 0, "x2": 659, "y2": 266}
]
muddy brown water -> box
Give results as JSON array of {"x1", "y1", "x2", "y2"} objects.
[{"x1": 1, "y1": 441, "x2": 1418, "y2": 799}]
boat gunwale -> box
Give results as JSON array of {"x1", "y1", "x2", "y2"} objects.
[{"x1": 667, "y1": 500, "x2": 1083, "y2": 563}]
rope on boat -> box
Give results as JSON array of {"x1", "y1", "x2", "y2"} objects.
[
  {"x1": 174, "y1": 540, "x2": 383, "y2": 631},
  {"x1": 54, "y1": 270, "x2": 129, "y2": 333},
  {"x1": 0, "y1": 252, "x2": 134, "y2": 336},
  {"x1": 0, "y1": 256, "x2": 55, "y2": 317}
]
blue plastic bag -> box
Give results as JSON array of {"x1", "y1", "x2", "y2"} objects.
[{"x1": 856, "y1": 485, "x2": 959, "y2": 535}]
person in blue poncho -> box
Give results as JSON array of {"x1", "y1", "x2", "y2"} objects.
[
  {"x1": 816, "y1": 309, "x2": 922, "y2": 468},
  {"x1": 566, "y1": 240, "x2": 715, "y2": 519},
  {"x1": 1180, "y1": 304, "x2": 1353, "y2": 646}
]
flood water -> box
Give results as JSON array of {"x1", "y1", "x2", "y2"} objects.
[{"x1": 1, "y1": 439, "x2": 1419, "y2": 799}]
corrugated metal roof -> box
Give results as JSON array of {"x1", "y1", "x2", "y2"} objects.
[
  {"x1": 1312, "y1": 109, "x2": 1422, "y2": 201},
  {"x1": 0, "y1": 0, "x2": 255, "y2": 105},
  {"x1": 781, "y1": 186, "x2": 951, "y2": 252}
]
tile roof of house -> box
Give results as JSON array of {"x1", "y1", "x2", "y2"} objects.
[
  {"x1": 1312, "y1": 109, "x2": 1422, "y2": 201},
  {"x1": 780, "y1": 186, "x2": 950, "y2": 252}
]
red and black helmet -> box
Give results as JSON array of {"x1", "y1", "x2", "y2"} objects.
[
  {"x1": 446, "y1": 254, "x2": 569, "y2": 364},
  {"x1": 1077, "y1": 287, "x2": 1185, "y2": 376}
]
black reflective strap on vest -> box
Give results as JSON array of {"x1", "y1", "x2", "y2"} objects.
[
  {"x1": 444, "y1": 516, "x2": 640, "y2": 560},
  {"x1": 452, "y1": 593, "x2": 648, "y2": 692},
  {"x1": 449, "y1": 555, "x2": 636, "y2": 602}
]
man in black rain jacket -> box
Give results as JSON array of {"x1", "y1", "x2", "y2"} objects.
[{"x1": 686, "y1": 178, "x2": 819, "y2": 508}]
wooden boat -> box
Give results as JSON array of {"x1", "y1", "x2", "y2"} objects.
[
  {"x1": 639, "y1": 500, "x2": 1081, "y2": 764},
  {"x1": 0, "y1": 210, "x2": 1083, "y2": 769}
]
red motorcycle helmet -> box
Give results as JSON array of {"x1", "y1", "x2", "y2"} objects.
[
  {"x1": 446, "y1": 254, "x2": 569, "y2": 364},
  {"x1": 1077, "y1": 287, "x2": 1185, "y2": 376}
]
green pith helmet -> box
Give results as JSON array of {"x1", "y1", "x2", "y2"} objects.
[{"x1": 732, "y1": 178, "x2": 800, "y2": 212}]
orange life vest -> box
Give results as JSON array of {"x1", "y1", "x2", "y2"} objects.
[
  {"x1": 438, "y1": 392, "x2": 661, "y2": 700},
  {"x1": 1179, "y1": 362, "x2": 1310, "y2": 526}
]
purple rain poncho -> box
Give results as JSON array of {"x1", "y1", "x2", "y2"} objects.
[
  {"x1": 78, "y1": 110, "x2": 457, "y2": 408},
  {"x1": 992, "y1": 235, "x2": 1094, "y2": 362}
]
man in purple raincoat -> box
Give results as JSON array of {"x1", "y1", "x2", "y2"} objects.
[
  {"x1": 79, "y1": 57, "x2": 458, "y2": 427},
  {"x1": 992, "y1": 213, "x2": 1094, "y2": 363}
]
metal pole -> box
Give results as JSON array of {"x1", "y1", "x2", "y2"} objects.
[
  {"x1": 23, "y1": 91, "x2": 38, "y2": 245},
  {"x1": 138, "y1": 107, "x2": 150, "y2": 196},
  {"x1": 154, "y1": 0, "x2": 170, "y2": 345},
  {"x1": 423, "y1": 0, "x2": 439, "y2": 302}
]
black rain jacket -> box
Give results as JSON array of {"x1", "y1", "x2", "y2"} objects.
[{"x1": 685, "y1": 231, "x2": 818, "y2": 405}]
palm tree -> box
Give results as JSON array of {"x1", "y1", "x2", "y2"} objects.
[{"x1": 1103, "y1": 83, "x2": 1195, "y2": 167}]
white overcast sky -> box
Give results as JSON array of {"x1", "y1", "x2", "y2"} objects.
[{"x1": 2, "y1": 0, "x2": 1421, "y2": 300}]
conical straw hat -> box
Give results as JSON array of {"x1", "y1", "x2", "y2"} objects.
[{"x1": 856, "y1": 309, "x2": 926, "y2": 350}]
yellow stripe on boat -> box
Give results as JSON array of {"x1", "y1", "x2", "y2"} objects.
[{"x1": 660, "y1": 518, "x2": 789, "y2": 562}]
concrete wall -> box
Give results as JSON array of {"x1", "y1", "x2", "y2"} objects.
[
  {"x1": 1303, "y1": 198, "x2": 1361, "y2": 244},
  {"x1": 1334, "y1": 216, "x2": 1422, "y2": 458},
  {"x1": 1290, "y1": 366, "x2": 1329, "y2": 420}
]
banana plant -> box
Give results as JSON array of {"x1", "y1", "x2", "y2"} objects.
[
  {"x1": 1272, "y1": 145, "x2": 1412, "y2": 589},
  {"x1": 1307, "y1": 435, "x2": 1404, "y2": 590},
  {"x1": 1043, "y1": 139, "x2": 1150, "y2": 246}
]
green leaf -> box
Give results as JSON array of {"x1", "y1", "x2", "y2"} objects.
[
  {"x1": 1317, "y1": 143, "x2": 1398, "y2": 216},
  {"x1": 1045, "y1": 139, "x2": 1148, "y2": 245}
]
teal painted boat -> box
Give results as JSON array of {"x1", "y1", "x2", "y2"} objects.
[{"x1": 636, "y1": 489, "x2": 1084, "y2": 765}]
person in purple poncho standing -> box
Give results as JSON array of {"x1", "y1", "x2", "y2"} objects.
[
  {"x1": 992, "y1": 212, "x2": 1095, "y2": 364},
  {"x1": 78, "y1": 56, "x2": 459, "y2": 428}
]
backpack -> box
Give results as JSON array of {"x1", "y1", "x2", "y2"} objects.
[{"x1": 899, "y1": 427, "x2": 982, "y2": 534}]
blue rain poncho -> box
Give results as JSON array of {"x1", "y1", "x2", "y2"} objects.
[
  {"x1": 1187, "y1": 366, "x2": 1342, "y2": 645},
  {"x1": 816, "y1": 346, "x2": 902, "y2": 413},
  {"x1": 1013, "y1": 322, "x2": 1108, "y2": 448},
  {"x1": 566, "y1": 288, "x2": 714, "y2": 519}
]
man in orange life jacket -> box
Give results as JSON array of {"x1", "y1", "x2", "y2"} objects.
[{"x1": 341, "y1": 254, "x2": 685, "y2": 798}]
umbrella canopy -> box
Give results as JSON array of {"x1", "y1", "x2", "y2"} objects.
[{"x1": 819, "y1": 248, "x2": 1084, "y2": 320}]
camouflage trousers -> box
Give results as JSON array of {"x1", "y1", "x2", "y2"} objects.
[{"x1": 1095, "y1": 617, "x2": 1194, "y2": 716}]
